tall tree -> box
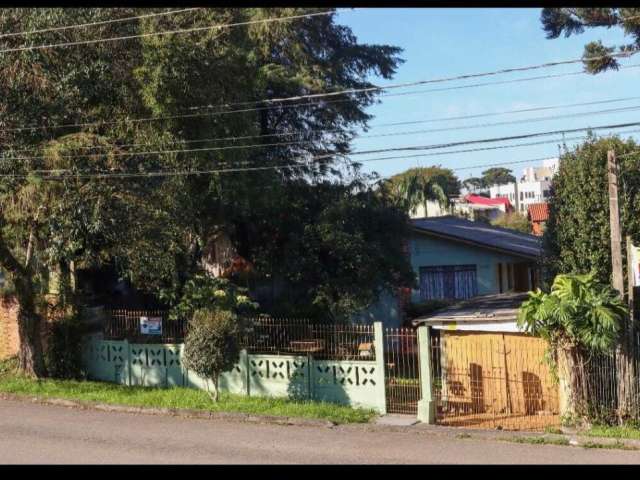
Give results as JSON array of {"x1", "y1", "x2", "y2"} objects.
[
  {"x1": 543, "y1": 135, "x2": 640, "y2": 286},
  {"x1": 0, "y1": 8, "x2": 404, "y2": 375},
  {"x1": 540, "y1": 8, "x2": 640, "y2": 74},
  {"x1": 481, "y1": 167, "x2": 515, "y2": 187}
]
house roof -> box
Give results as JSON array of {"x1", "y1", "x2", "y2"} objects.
[
  {"x1": 464, "y1": 194, "x2": 512, "y2": 210},
  {"x1": 411, "y1": 216, "x2": 542, "y2": 260},
  {"x1": 412, "y1": 292, "x2": 529, "y2": 330},
  {"x1": 527, "y1": 202, "x2": 549, "y2": 223}
]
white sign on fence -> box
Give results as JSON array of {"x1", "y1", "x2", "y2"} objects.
[{"x1": 140, "y1": 316, "x2": 162, "y2": 335}]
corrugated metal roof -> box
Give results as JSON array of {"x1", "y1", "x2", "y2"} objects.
[
  {"x1": 411, "y1": 216, "x2": 542, "y2": 259},
  {"x1": 412, "y1": 292, "x2": 528, "y2": 326}
]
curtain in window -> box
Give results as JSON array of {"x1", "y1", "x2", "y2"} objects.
[{"x1": 419, "y1": 265, "x2": 478, "y2": 300}]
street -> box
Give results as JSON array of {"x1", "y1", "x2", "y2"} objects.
[{"x1": 1, "y1": 399, "x2": 639, "y2": 464}]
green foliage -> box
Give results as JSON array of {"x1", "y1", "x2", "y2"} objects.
[
  {"x1": 540, "y1": 8, "x2": 640, "y2": 74},
  {"x1": 240, "y1": 180, "x2": 416, "y2": 320},
  {"x1": 404, "y1": 299, "x2": 451, "y2": 319},
  {"x1": 517, "y1": 273, "x2": 627, "y2": 353},
  {"x1": 481, "y1": 167, "x2": 516, "y2": 187},
  {"x1": 462, "y1": 177, "x2": 485, "y2": 192},
  {"x1": 162, "y1": 274, "x2": 258, "y2": 321},
  {"x1": 45, "y1": 316, "x2": 85, "y2": 379},
  {"x1": 0, "y1": 8, "x2": 404, "y2": 372},
  {"x1": 543, "y1": 136, "x2": 640, "y2": 285},
  {"x1": 382, "y1": 166, "x2": 460, "y2": 214},
  {"x1": 491, "y1": 212, "x2": 531, "y2": 234},
  {"x1": 182, "y1": 309, "x2": 241, "y2": 401}
]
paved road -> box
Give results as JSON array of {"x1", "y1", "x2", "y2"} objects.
[{"x1": 1, "y1": 399, "x2": 640, "y2": 464}]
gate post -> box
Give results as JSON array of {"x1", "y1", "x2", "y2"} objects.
[
  {"x1": 417, "y1": 325, "x2": 436, "y2": 424},
  {"x1": 373, "y1": 321, "x2": 387, "y2": 415}
]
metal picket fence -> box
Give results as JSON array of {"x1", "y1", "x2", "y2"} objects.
[{"x1": 384, "y1": 327, "x2": 421, "y2": 414}]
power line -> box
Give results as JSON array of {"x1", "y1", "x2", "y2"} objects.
[
  {"x1": 4, "y1": 126, "x2": 640, "y2": 181},
  {"x1": 0, "y1": 8, "x2": 201, "y2": 39},
  {"x1": 0, "y1": 10, "x2": 334, "y2": 54},
  {"x1": 4, "y1": 61, "x2": 640, "y2": 135},
  {"x1": 7, "y1": 103, "x2": 640, "y2": 161},
  {"x1": 10, "y1": 92, "x2": 640, "y2": 154}
]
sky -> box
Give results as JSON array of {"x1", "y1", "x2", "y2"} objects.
[{"x1": 334, "y1": 8, "x2": 640, "y2": 182}]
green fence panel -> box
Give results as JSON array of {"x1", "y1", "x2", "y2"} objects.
[
  {"x1": 247, "y1": 354, "x2": 310, "y2": 398},
  {"x1": 310, "y1": 360, "x2": 383, "y2": 411}
]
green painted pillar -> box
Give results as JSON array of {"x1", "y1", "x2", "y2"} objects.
[
  {"x1": 241, "y1": 349, "x2": 250, "y2": 397},
  {"x1": 417, "y1": 325, "x2": 436, "y2": 424},
  {"x1": 373, "y1": 321, "x2": 387, "y2": 415}
]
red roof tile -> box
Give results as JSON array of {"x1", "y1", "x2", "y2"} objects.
[{"x1": 527, "y1": 202, "x2": 549, "y2": 222}]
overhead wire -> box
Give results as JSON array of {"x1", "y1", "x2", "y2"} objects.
[{"x1": 0, "y1": 8, "x2": 201, "y2": 38}]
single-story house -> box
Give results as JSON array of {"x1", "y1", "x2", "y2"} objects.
[
  {"x1": 410, "y1": 216, "x2": 542, "y2": 304},
  {"x1": 357, "y1": 216, "x2": 543, "y2": 328}
]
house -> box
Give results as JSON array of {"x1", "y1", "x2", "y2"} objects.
[
  {"x1": 527, "y1": 202, "x2": 549, "y2": 236},
  {"x1": 410, "y1": 216, "x2": 542, "y2": 304}
]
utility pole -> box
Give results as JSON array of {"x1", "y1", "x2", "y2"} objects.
[
  {"x1": 608, "y1": 150, "x2": 624, "y2": 295},
  {"x1": 513, "y1": 180, "x2": 520, "y2": 214},
  {"x1": 609, "y1": 149, "x2": 634, "y2": 423}
]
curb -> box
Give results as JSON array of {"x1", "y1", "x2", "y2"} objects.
[{"x1": 0, "y1": 392, "x2": 336, "y2": 428}]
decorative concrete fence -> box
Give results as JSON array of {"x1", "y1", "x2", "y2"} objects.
[{"x1": 81, "y1": 322, "x2": 388, "y2": 413}]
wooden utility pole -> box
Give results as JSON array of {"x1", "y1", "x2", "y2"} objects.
[
  {"x1": 609, "y1": 149, "x2": 634, "y2": 422},
  {"x1": 608, "y1": 150, "x2": 624, "y2": 295}
]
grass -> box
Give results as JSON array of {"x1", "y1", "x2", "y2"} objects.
[
  {"x1": 0, "y1": 358, "x2": 375, "y2": 424},
  {"x1": 586, "y1": 424, "x2": 640, "y2": 441},
  {"x1": 544, "y1": 426, "x2": 563, "y2": 435},
  {"x1": 508, "y1": 436, "x2": 571, "y2": 446},
  {"x1": 581, "y1": 440, "x2": 638, "y2": 451}
]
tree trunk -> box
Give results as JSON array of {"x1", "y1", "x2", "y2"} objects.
[
  {"x1": 0, "y1": 233, "x2": 46, "y2": 377},
  {"x1": 15, "y1": 276, "x2": 46, "y2": 378},
  {"x1": 557, "y1": 344, "x2": 584, "y2": 421}
]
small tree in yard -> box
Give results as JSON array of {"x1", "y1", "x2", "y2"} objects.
[
  {"x1": 182, "y1": 309, "x2": 241, "y2": 401},
  {"x1": 517, "y1": 273, "x2": 627, "y2": 419}
]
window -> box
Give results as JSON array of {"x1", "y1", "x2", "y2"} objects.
[
  {"x1": 520, "y1": 192, "x2": 523, "y2": 201},
  {"x1": 543, "y1": 190, "x2": 550, "y2": 198},
  {"x1": 419, "y1": 265, "x2": 478, "y2": 300}
]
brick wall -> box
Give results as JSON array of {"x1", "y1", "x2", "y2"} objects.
[{"x1": 0, "y1": 297, "x2": 19, "y2": 360}]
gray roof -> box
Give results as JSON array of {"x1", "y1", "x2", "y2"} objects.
[
  {"x1": 411, "y1": 216, "x2": 542, "y2": 259},
  {"x1": 412, "y1": 292, "x2": 528, "y2": 326}
]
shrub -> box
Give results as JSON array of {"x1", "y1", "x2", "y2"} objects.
[
  {"x1": 45, "y1": 315, "x2": 85, "y2": 379},
  {"x1": 182, "y1": 309, "x2": 241, "y2": 401},
  {"x1": 163, "y1": 274, "x2": 258, "y2": 321}
]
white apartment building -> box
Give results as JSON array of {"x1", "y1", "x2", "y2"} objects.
[{"x1": 489, "y1": 158, "x2": 559, "y2": 214}]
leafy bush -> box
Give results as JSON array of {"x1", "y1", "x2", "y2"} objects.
[
  {"x1": 163, "y1": 274, "x2": 258, "y2": 321},
  {"x1": 182, "y1": 309, "x2": 241, "y2": 401},
  {"x1": 45, "y1": 315, "x2": 85, "y2": 379},
  {"x1": 405, "y1": 299, "x2": 451, "y2": 319}
]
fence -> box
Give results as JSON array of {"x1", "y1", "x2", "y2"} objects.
[
  {"x1": 104, "y1": 311, "x2": 376, "y2": 361},
  {"x1": 560, "y1": 332, "x2": 640, "y2": 424},
  {"x1": 83, "y1": 322, "x2": 387, "y2": 413},
  {"x1": 430, "y1": 331, "x2": 560, "y2": 431}
]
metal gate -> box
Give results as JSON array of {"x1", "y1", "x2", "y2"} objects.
[
  {"x1": 430, "y1": 330, "x2": 561, "y2": 431},
  {"x1": 384, "y1": 328, "x2": 421, "y2": 414}
]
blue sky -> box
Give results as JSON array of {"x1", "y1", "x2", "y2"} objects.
[{"x1": 335, "y1": 8, "x2": 640, "y2": 182}]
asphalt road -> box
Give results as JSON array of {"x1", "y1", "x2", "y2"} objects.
[{"x1": 1, "y1": 399, "x2": 640, "y2": 464}]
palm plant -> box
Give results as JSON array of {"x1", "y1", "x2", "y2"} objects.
[
  {"x1": 391, "y1": 171, "x2": 449, "y2": 215},
  {"x1": 518, "y1": 272, "x2": 628, "y2": 416}
]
